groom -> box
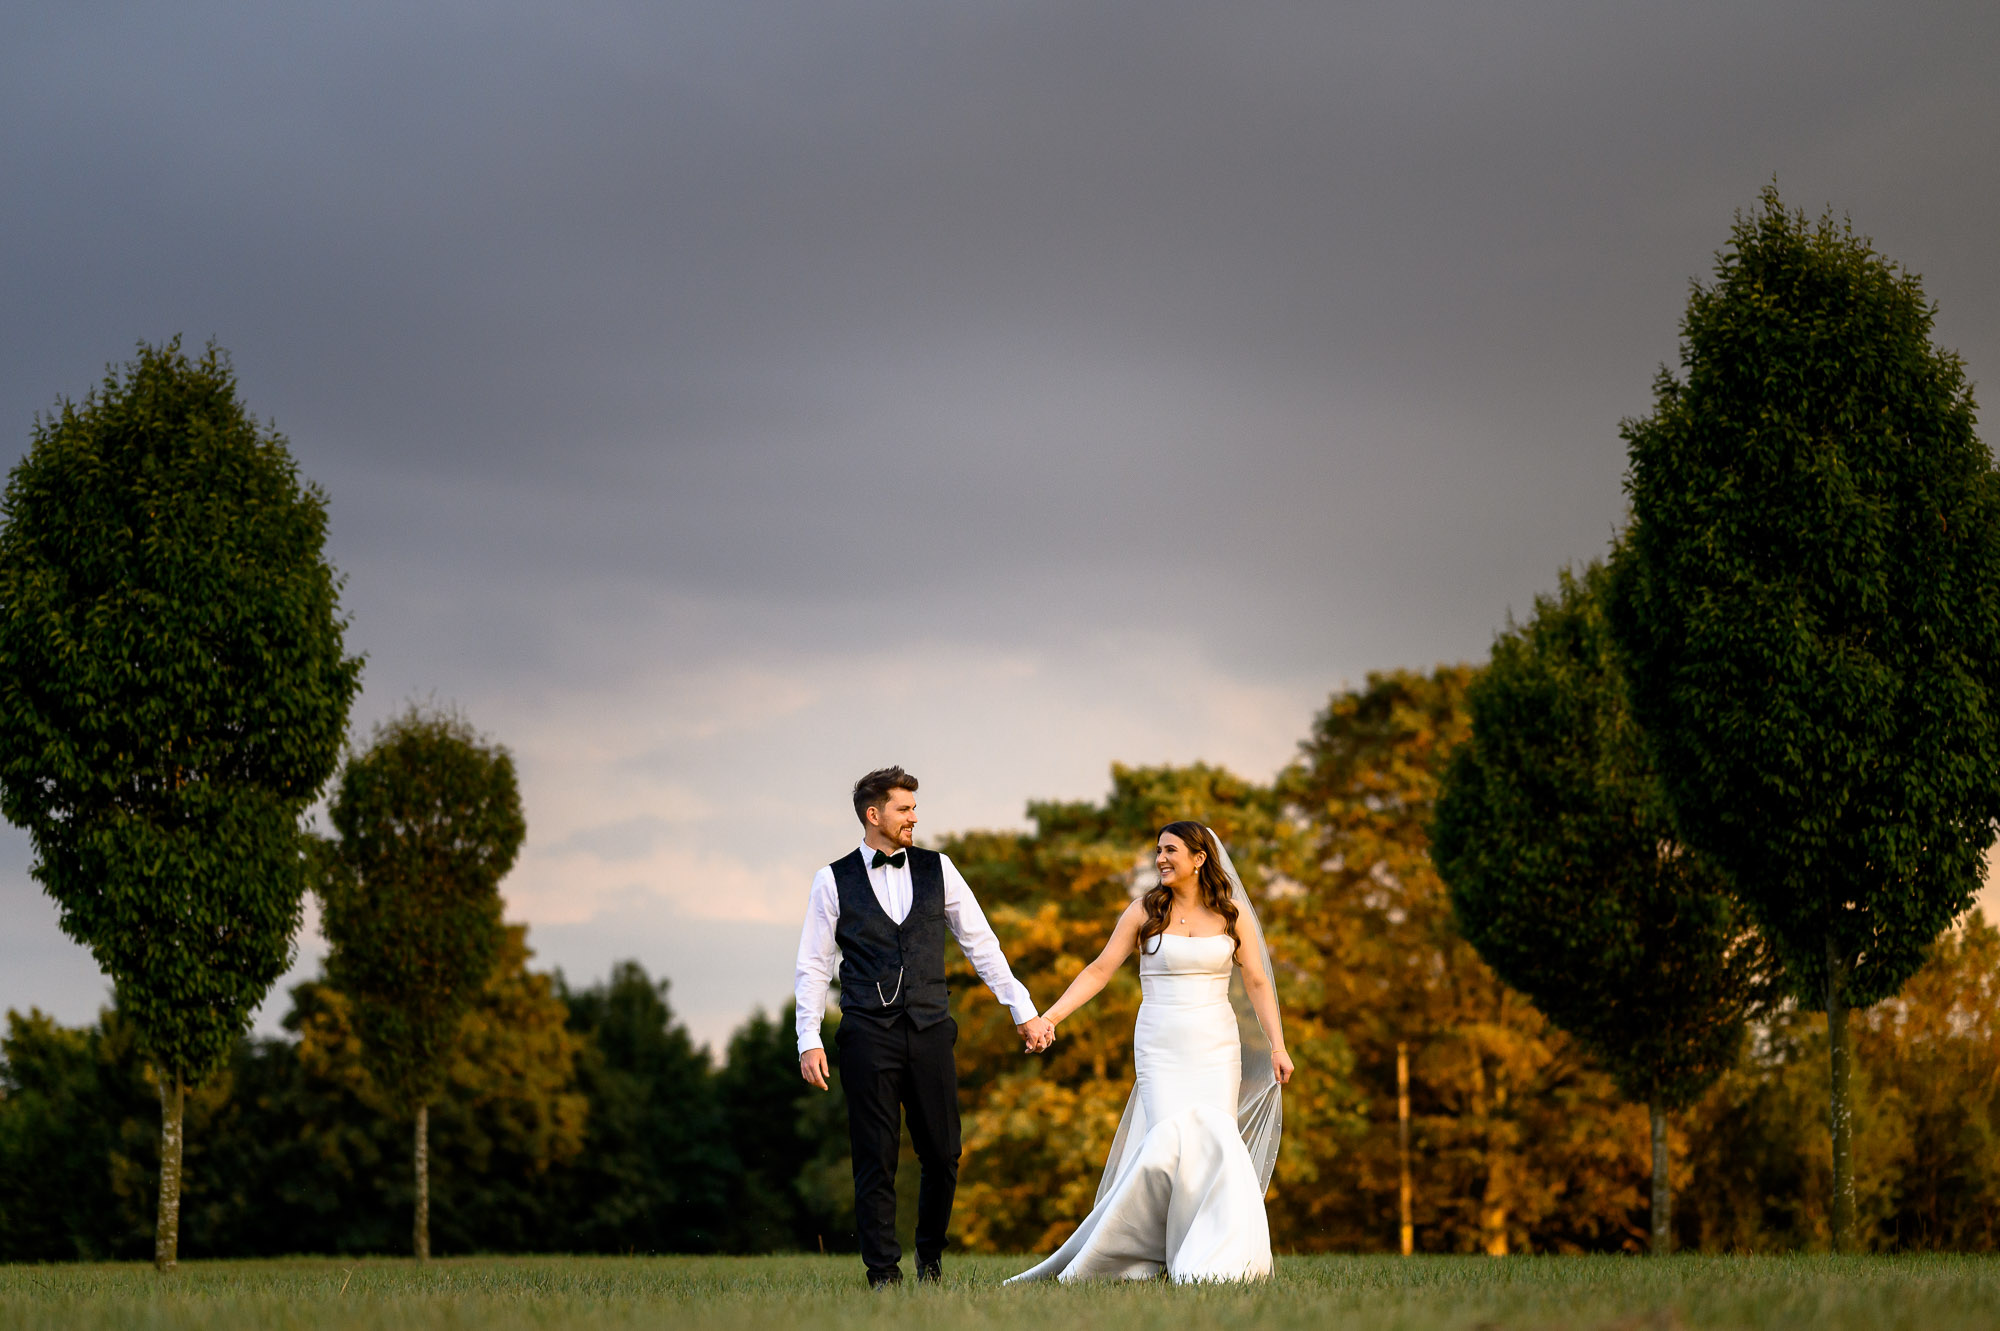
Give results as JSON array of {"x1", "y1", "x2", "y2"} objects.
[{"x1": 795, "y1": 766, "x2": 1047, "y2": 1288}]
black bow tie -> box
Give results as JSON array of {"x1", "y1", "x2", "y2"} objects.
[{"x1": 871, "y1": 849, "x2": 907, "y2": 870}]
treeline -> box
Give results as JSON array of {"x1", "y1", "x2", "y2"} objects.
[
  {"x1": 0, "y1": 930, "x2": 848, "y2": 1260},
  {"x1": 7, "y1": 685, "x2": 2000, "y2": 1259}
]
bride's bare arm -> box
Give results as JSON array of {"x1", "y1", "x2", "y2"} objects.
[
  {"x1": 1236, "y1": 935, "x2": 1295, "y2": 1085},
  {"x1": 1037, "y1": 900, "x2": 1147, "y2": 1027}
]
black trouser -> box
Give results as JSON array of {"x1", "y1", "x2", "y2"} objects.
[{"x1": 835, "y1": 1011, "x2": 960, "y2": 1279}]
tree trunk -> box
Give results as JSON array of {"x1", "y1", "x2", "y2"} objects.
[
  {"x1": 1649, "y1": 1102, "x2": 1670, "y2": 1256},
  {"x1": 1471, "y1": 1053, "x2": 1508, "y2": 1255},
  {"x1": 1826, "y1": 937, "x2": 1855, "y2": 1252},
  {"x1": 1480, "y1": 1165, "x2": 1510, "y2": 1256},
  {"x1": 1397, "y1": 1042, "x2": 1414, "y2": 1257},
  {"x1": 414, "y1": 1101, "x2": 431, "y2": 1261},
  {"x1": 155, "y1": 1076, "x2": 184, "y2": 1272}
]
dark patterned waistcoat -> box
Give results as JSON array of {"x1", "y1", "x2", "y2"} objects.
[{"x1": 832, "y1": 846, "x2": 950, "y2": 1028}]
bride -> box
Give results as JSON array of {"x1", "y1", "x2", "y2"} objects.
[{"x1": 1008, "y1": 822, "x2": 1293, "y2": 1283}]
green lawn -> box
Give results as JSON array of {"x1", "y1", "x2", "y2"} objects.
[{"x1": 4, "y1": 1253, "x2": 1999, "y2": 1330}]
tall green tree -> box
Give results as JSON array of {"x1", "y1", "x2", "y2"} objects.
[
  {"x1": 1435, "y1": 560, "x2": 1766, "y2": 1254},
  {"x1": 1611, "y1": 187, "x2": 2000, "y2": 1249},
  {"x1": 318, "y1": 705, "x2": 525, "y2": 1259},
  {"x1": 0, "y1": 340, "x2": 361, "y2": 1268}
]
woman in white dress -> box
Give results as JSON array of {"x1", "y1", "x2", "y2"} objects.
[{"x1": 1007, "y1": 822, "x2": 1293, "y2": 1283}]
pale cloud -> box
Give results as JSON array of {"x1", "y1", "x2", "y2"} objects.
[{"x1": 482, "y1": 631, "x2": 1323, "y2": 937}]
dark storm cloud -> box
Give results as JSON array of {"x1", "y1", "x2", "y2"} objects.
[
  {"x1": 3, "y1": 2, "x2": 1997, "y2": 1039},
  {"x1": 9, "y1": 2, "x2": 1995, "y2": 647}
]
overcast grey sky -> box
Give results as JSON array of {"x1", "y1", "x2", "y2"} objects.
[{"x1": 4, "y1": 2, "x2": 1996, "y2": 1050}]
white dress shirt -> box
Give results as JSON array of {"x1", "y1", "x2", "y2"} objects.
[{"x1": 794, "y1": 842, "x2": 1037, "y2": 1054}]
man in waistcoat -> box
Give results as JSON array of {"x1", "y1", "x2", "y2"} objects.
[{"x1": 795, "y1": 765, "x2": 1049, "y2": 1288}]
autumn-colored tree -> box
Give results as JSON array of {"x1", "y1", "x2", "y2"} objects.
[
  {"x1": 318, "y1": 705, "x2": 527, "y2": 1258},
  {"x1": 0, "y1": 341, "x2": 361, "y2": 1268},
  {"x1": 1276, "y1": 667, "x2": 1649, "y2": 1254},
  {"x1": 1435, "y1": 563, "x2": 1766, "y2": 1253},
  {"x1": 1611, "y1": 189, "x2": 2000, "y2": 1249}
]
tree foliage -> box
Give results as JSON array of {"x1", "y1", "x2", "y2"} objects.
[
  {"x1": 1274, "y1": 668, "x2": 1654, "y2": 1253},
  {"x1": 1610, "y1": 187, "x2": 2000, "y2": 1011},
  {"x1": 10, "y1": 776, "x2": 2000, "y2": 1255},
  {"x1": 714, "y1": 1003, "x2": 854, "y2": 1253},
  {"x1": 0, "y1": 339, "x2": 361, "y2": 1265},
  {"x1": 1435, "y1": 561, "x2": 1763, "y2": 1112},
  {"x1": 546, "y1": 962, "x2": 736, "y2": 1252},
  {"x1": 1680, "y1": 917, "x2": 2000, "y2": 1252},
  {"x1": 0, "y1": 339, "x2": 360, "y2": 1084},
  {"x1": 297, "y1": 925, "x2": 586, "y2": 1252},
  {"x1": 319, "y1": 706, "x2": 526, "y2": 1114},
  {"x1": 0, "y1": 1007, "x2": 163, "y2": 1260},
  {"x1": 1610, "y1": 187, "x2": 2000, "y2": 1247},
  {"x1": 0, "y1": 926, "x2": 590, "y2": 1259}
]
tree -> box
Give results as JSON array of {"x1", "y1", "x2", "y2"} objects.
[
  {"x1": 1277, "y1": 668, "x2": 1652, "y2": 1254},
  {"x1": 0, "y1": 340, "x2": 361, "y2": 1268},
  {"x1": 0, "y1": 1007, "x2": 161, "y2": 1260},
  {"x1": 713, "y1": 1003, "x2": 853, "y2": 1253},
  {"x1": 318, "y1": 705, "x2": 526, "y2": 1259},
  {"x1": 1435, "y1": 561, "x2": 1766, "y2": 1253},
  {"x1": 1610, "y1": 188, "x2": 2000, "y2": 1248},
  {"x1": 549, "y1": 962, "x2": 735, "y2": 1252},
  {"x1": 297, "y1": 925, "x2": 587, "y2": 1254}
]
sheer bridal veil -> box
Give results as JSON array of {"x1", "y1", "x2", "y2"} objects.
[{"x1": 1092, "y1": 828, "x2": 1283, "y2": 1204}]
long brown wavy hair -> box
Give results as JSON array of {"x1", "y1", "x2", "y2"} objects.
[{"x1": 1138, "y1": 821, "x2": 1241, "y2": 957}]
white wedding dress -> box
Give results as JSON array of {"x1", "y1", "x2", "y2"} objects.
[{"x1": 1006, "y1": 931, "x2": 1274, "y2": 1283}]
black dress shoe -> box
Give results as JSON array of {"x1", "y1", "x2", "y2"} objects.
[
  {"x1": 868, "y1": 1270, "x2": 903, "y2": 1291},
  {"x1": 917, "y1": 1259, "x2": 942, "y2": 1284}
]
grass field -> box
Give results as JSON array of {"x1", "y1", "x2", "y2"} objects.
[{"x1": 5, "y1": 1252, "x2": 2000, "y2": 1331}]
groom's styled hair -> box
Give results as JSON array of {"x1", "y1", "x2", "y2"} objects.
[{"x1": 853, "y1": 766, "x2": 918, "y2": 825}]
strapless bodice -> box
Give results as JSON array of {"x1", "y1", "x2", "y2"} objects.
[{"x1": 1138, "y1": 932, "x2": 1233, "y2": 1005}]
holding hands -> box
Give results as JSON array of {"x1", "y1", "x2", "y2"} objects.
[{"x1": 1018, "y1": 1015, "x2": 1056, "y2": 1053}]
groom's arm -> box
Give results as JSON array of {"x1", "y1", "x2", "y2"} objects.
[
  {"x1": 938, "y1": 853, "x2": 1038, "y2": 1027},
  {"x1": 795, "y1": 866, "x2": 840, "y2": 1088}
]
